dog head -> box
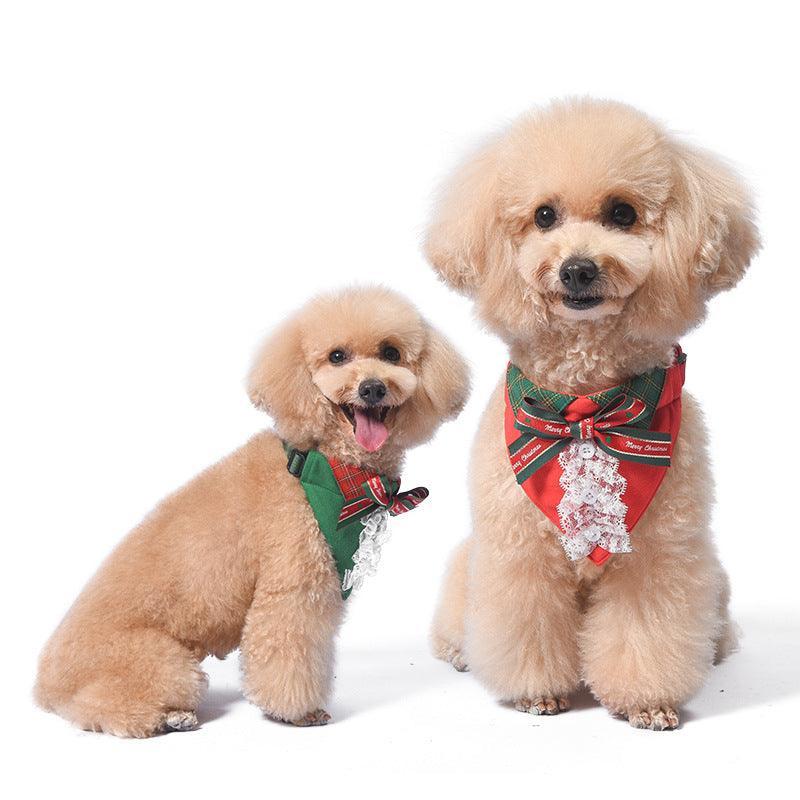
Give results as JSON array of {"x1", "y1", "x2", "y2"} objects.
[
  {"x1": 248, "y1": 287, "x2": 470, "y2": 468},
  {"x1": 425, "y1": 98, "x2": 760, "y2": 347}
]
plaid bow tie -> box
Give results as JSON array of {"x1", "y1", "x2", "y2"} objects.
[
  {"x1": 363, "y1": 475, "x2": 428, "y2": 513},
  {"x1": 332, "y1": 464, "x2": 428, "y2": 525},
  {"x1": 513, "y1": 390, "x2": 673, "y2": 475}
]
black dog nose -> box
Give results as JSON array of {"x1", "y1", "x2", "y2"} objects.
[
  {"x1": 358, "y1": 379, "x2": 387, "y2": 406},
  {"x1": 559, "y1": 257, "x2": 598, "y2": 293}
]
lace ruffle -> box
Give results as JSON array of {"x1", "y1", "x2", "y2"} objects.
[
  {"x1": 341, "y1": 508, "x2": 392, "y2": 593},
  {"x1": 556, "y1": 440, "x2": 631, "y2": 561}
]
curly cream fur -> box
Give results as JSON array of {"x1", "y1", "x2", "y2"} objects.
[
  {"x1": 35, "y1": 287, "x2": 469, "y2": 737},
  {"x1": 427, "y1": 98, "x2": 759, "y2": 729}
]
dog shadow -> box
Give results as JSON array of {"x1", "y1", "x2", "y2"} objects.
[
  {"x1": 331, "y1": 646, "x2": 455, "y2": 721},
  {"x1": 564, "y1": 609, "x2": 800, "y2": 725},
  {"x1": 684, "y1": 609, "x2": 800, "y2": 722},
  {"x1": 566, "y1": 608, "x2": 800, "y2": 725},
  {"x1": 195, "y1": 646, "x2": 453, "y2": 725},
  {"x1": 194, "y1": 609, "x2": 800, "y2": 726},
  {"x1": 196, "y1": 687, "x2": 244, "y2": 725},
  {"x1": 564, "y1": 610, "x2": 800, "y2": 725}
]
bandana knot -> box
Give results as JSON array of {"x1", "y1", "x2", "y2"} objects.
[{"x1": 574, "y1": 417, "x2": 595, "y2": 440}]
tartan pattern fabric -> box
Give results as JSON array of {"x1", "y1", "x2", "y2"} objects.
[
  {"x1": 508, "y1": 346, "x2": 684, "y2": 424},
  {"x1": 588, "y1": 368, "x2": 663, "y2": 428},
  {"x1": 329, "y1": 459, "x2": 427, "y2": 522},
  {"x1": 588, "y1": 348, "x2": 685, "y2": 418},
  {"x1": 386, "y1": 485, "x2": 429, "y2": 513},
  {"x1": 362, "y1": 474, "x2": 429, "y2": 515},
  {"x1": 330, "y1": 459, "x2": 386, "y2": 502},
  {"x1": 507, "y1": 364, "x2": 576, "y2": 415}
]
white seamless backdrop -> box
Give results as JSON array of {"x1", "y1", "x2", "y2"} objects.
[{"x1": 2, "y1": 1, "x2": 797, "y2": 796}]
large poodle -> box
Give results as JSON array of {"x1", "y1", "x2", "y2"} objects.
[{"x1": 427, "y1": 99, "x2": 759, "y2": 730}]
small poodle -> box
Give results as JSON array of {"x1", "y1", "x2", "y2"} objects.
[
  {"x1": 426, "y1": 99, "x2": 759, "y2": 730},
  {"x1": 35, "y1": 286, "x2": 469, "y2": 737}
]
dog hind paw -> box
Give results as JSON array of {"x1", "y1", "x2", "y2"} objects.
[
  {"x1": 514, "y1": 696, "x2": 570, "y2": 716},
  {"x1": 628, "y1": 706, "x2": 679, "y2": 731},
  {"x1": 162, "y1": 710, "x2": 199, "y2": 732}
]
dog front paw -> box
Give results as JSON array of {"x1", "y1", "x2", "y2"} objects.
[
  {"x1": 291, "y1": 708, "x2": 331, "y2": 727},
  {"x1": 444, "y1": 646, "x2": 470, "y2": 672},
  {"x1": 432, "y1": 639, "x2": 470, "y2": 672},
  {"x1": 514, "y1": 696, "x2": 570, "y2": 716},
  {"x1": 628, "y1": 706, "x2": 679, "y2": 731}
]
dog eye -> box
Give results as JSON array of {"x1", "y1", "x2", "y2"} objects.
[
  {"x1": 534, "y1": 205, "x2": 557, "y2": 229},
  {"x1": 610, "y1": 203, "x2": 637, "y2": 227},
  {"x1": 381, "y1": 345, "x2": 401, "y2": 362},
  {"x1": 328, "y1": 349, "x2": 348, "y2": 365}
]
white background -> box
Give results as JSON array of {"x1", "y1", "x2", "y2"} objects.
[{"x1": 2, "y1": 1, "x2": 797, "y2": 795}]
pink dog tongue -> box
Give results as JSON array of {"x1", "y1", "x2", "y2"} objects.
[{"x1": 353, "y1": 408, "x2": 388, "y2": 452}]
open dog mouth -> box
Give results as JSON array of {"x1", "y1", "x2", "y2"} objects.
[
  {"x1": 562, "y1": 295, "x2": 604, "y2": 311},
  {"x1": 339, "y1": 404, "x2": 391, "y2": 452}
]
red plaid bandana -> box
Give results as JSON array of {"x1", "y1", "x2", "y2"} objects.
[{"x1": 505, "y1": 347, "x2": 686, "y2": 565}]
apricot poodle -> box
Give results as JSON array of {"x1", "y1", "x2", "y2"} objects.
[
  {"x1": 36, "y1": 287, "x2": 469, "y2": 736},
  {"x1": 427, "y1": 98, "x2": 759, "y2": 730}
]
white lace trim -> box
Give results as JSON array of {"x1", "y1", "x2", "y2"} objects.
[
  {"x1": 341, "y1": 508, "x2": 392, "y2": 594},
  {"x1": 556, "y1": 440, "x2": 631, "y2": 561}
]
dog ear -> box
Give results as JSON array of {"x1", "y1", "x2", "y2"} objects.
[
  {"x1": 396, "y1": 323, "x2": 470, "y2": 447},
  {"x1": 424, "y1": 139, "x2": 504, "y2": 296},
  {"x1": 660, "y1": 143, "x2": 760, "y2": 295},
  {"x1": 418, "y1": 324, "x2": 471, "y2": 421},
  {"x1": 247, "y1": 312, "x2": 321, "y2": 446}
]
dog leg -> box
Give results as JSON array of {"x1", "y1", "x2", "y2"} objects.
[
  {"x1": 35, "y1": 627, "x2": 207, "y2": 738},
  {"x1": 240, "y1": 568, "x2": 343, "y2": 726},
  {"x1": 581, "y1": 394, "x2": 729, "y2": 729},
  {"x1": 580, "y1": 541, "x2": 721, "y2": 731},
  {"x1": 466, "y1": 534, "x2": 581, "y2": 713},
  {"x1": 431, "y1": 538, "x2": 472, "y2": 672},
  {"x1": 454, "y1": 394, "x2": 582, "y2": 711}
]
